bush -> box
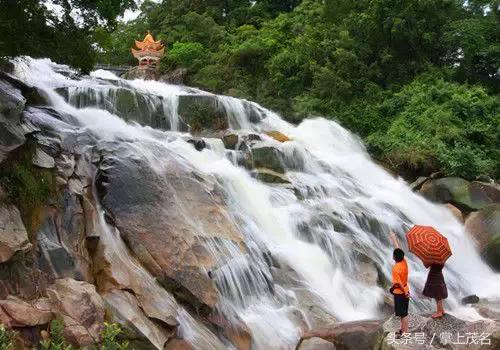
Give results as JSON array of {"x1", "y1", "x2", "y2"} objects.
[
  {"x1": 100, "y1": 323, "x2": 129, "y2": 350},
  {"x1": 0, "y1": 325, "x2": 17, "y2": 350},
  {"x1": 367, "y1": 74, "x2": 499, "y2": 178},
  {"x1": 40, "y1": 319, "x2": 75, "y2": 350},
  {"x1": 163, "y1": 41, "x2": 209, "y2": 71},
  {"x1": 40, "y1": 319, "x2": 129, "y2": 350}
]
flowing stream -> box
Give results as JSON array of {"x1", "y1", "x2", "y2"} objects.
[{"x1": 10, "y1": 57, "x2": 500, "y2": 349}]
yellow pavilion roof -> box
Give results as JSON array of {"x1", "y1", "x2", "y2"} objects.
[{"x1": 134, "y1": 32, "x2": 164, "y2": 51}]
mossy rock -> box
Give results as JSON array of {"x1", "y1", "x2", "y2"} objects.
[
  {"x1": 177, "y1": 95, "x2": 227, "y2": 132},
  {"x1": 251, "y1": 168, "x2": 289, "y2": 184},
  {"x1": 249, "y1": 143, "x2": 285, "y2": 173},
  {"x1": 420, "y1": 177, "x2": 499, "y2": 211},
  {"x1": 0, "y1": 140, "x2": 55, "y2": 237}
]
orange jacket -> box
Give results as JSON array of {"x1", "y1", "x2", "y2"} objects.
[{"x1": 392, "y1": 258, "x2": 410, "y2": 296}]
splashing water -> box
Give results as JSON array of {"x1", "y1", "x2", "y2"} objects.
[{"x1": 11, "y1": 57, "x2": 500, "y2": 349}]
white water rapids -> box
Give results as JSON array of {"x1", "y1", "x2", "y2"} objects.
[{"x1": 11, "y1": 58, "x2": 500, "y2": 349}]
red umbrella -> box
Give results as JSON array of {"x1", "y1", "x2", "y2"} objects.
[{"x1": 406, "y1": 225, "x2": 452, "y2": 265}]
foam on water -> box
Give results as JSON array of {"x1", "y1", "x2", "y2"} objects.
[{"x1": 11, "y1": 57, "x2": 500, "y2": 348}]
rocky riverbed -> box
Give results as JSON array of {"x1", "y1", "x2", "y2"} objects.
[{"x1": 1, "y1": 58, "x2": 499, "y2": 349}]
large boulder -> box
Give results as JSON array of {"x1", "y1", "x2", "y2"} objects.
[
  {"x1": 302, "y1": 320, "x2": 384, "y2": 350},
  {"x1": 56, "y1": 86, "x2": 185, "y2": 131},
  {"x1": 251, "y1": 168, "x2": 290, "y2": 184},
  {"x1": 465, "y1": 204, "x2": 500, "y2": 250},
  {"x1": 95, "y1": 146, "x2": 244, "y2": 312},
  {"x1": 420, "y1": 178, "x2": 500, "y2": 211},
  {"x1": 177, "y1": 94, "x2": 228, "y2": 132},
  {"x1": 160, "y1": 68, "x2": 188, "y2": 85},
  {"x1": 445, "y1": 203, "x2": 464, "y2": 222},
  {"x1": 0, "y1": 77, "x2": 26, "y2": 162},
  {"x1": 103, "y1": 289, "x2": 171, "y2": 350},
  {"x1": 249, "y1": 142, "x2": 285, "y2": 173},
  {"x1": 0, "y1": 190, "x2": 32, "y2": 263},
  {"x1": 47, "y1": 278, "x2": 105, "y2": 347},
  {"x1": 483, "y1": 235, "x2": 500, "y2": 271},
  {"x1": 297, "y1": 337, "x2": 336, "y2": 350},
  {"x1": 34, "y1": 189, "x2": 92, "y2": 282},
  {"x1": 381, "y1": 313, "x2": 500, "y2": 350},
  {"x1": 0, "y1": 296, "x2": 53, "y2": 327}
]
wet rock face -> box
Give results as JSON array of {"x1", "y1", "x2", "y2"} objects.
[
  {"x1": 178, "y1": 94, "x2": 228, "y2": 133},
  {"x1": 103, "y1": 289, "x2": 172, "y2": 350},
  {"x1": 0, "y1": 188, "x2": 32, "y2": 263},
  {"x1": 95, "y1": 146, "x2": 244, "y2": 311},
  {"x1": 0, "y1": 77, "x2": 26, "y2": 163},
  {"x1": 465, "y1": 204, "x2": 500, "y2": 271},
  {"x1": 421, "y1": 177, "x2": 500, "y2": 211}
]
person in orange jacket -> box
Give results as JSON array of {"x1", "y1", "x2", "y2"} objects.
[{"x1": 389, "y1": 231, "x2": 410, "y2": 337}]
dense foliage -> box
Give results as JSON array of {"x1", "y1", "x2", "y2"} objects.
[
  {"x1": 96, "y1": 0, "x2": 498, "y2": 179},
  {"x1": 1, "y1": 0, "x2": 498, "y2": 178},
  {"x1": 0, "y1": 0, "x2": 135, "y2": 72}
]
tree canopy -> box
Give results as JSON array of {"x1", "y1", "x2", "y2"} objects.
[
  {"x1": 2, "y1": 0, "x2": 498, "y2": 179},
  {"x1": 0, "y1": 0, "x2": 136, "y2": 72}
]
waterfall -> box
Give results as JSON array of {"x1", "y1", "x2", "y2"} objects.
[{"x1": 10, "y1": 57, "x2": 500, "y2": 349}]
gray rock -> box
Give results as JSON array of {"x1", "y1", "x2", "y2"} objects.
[
  {"x1": 103, "y1": 289, "x2": 171, "y2": 350},
  {"x1": 465, "y1": 204, "x2": 500, "y2": 249},
  {"x1": 55, "y1": 153, "x2": 75, "y2": 178},
  {"x1": 252, "y1": 168, "x2": 290, "y2": 184},
  {"x1": 159, "y1": 67, "x2": 188, "y2": 85},
  {"x1": 0, "y1": 194, "x2": 32, "y2": 263},
  {"x1": 0, "y1": 78, "x2": 26, "y2": 162},
  {"x1": 95, "y1": 146, "x2": 244, "y2": 312},
  {"x1": 410, "y1": 177, "x2": 429, "y2": 191},
  {"x1": 299, "y1": 337, "x2": 336, "y2": 350},
  {"x1": 32, "y1": 147, "x2": 55, "y2": 168},
  {"x1": 420, "y1": 177, "x2": 500, "y2": 211},
  {"x1": 47, "y1": 278, "x2": 105, "y2": 347},
  {"x1": 222, "y1": 131, "x2": 239, "y2": 150},
  {"x1": 461, "y1": 294, "x2": 480, "y2": 304},
  {"x1": 249, "y1": 142, "x2": 285, "y2": 173}
]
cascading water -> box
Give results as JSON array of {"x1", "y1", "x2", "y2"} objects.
[{"x1": 10, "y1": 57, "x2": 500, "y2": 349}]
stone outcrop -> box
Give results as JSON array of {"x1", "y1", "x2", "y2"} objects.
[
  {"x1": 103, "y1": 289, "x2": 172, "y2": 350},
  {"x1": 95, "y1": 147, "x2": 244, "y2": 312},
  {"x1": 0, "y1": 75, "x2": 27, "y2": 163},
  {"x1": 300, "y1": 313, "x2": 500, "y2": 350},
  {"x1": 0, "y1": 296, "x2": 52, "y2": 327},
  {"x1": 47, "y1": 278, "x2": 105, "y2": 347},
  {"x1": 420, "y1": 177, "x2": 500, "y2": 211},
  {"x1": 0, "y1": 189, "x2": 31, "y2": 263},
  {"x1": 301, "y1": 319, "x2": 384, "y2": 350},
  {"x1": 297, "y1": 337, "x2": 336, "y2": 350},
  {"x1": 248, "y1": 142, "x2": 286, "y2": 173},
  {"x1": 465, "y1": 204, "x2": 499, "y2": 249},
  {"x1": 160, "y1": 68, "x2": 188, "y2": 85},
  {"x1": 416, "y1": 176, "x2": 499, "y2": 271}
]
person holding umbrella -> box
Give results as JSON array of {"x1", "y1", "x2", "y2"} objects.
[{"x1": 406, "y1": 225, "x2": 451, "y2": 319}]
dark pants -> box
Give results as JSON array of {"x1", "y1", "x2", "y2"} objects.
[{"x1": 394, "y1": 294, "x2": 409, "y2": 317}]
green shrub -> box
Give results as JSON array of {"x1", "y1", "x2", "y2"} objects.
[
  {"x1": 40, "y1": 319, "x2": 75, "y2": 350},
  {"x1": 0, "y1": 325, "x2": 17, "y2": 350},
  {"x1": 40, "y1": 319, "x2": 129, "y2": 350},
  {"x1": 100, "y1": 323, "x2": 129, "y2": 350},
  {"x1": 164, "y1": 41, "x2": 209, "y2": 71},
  {"x1": 0, "y1": 141, "x2": 55, "y2": 235},
  {"x1": 367, "y1": 75, "x2": 499, "y2": 178}
]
